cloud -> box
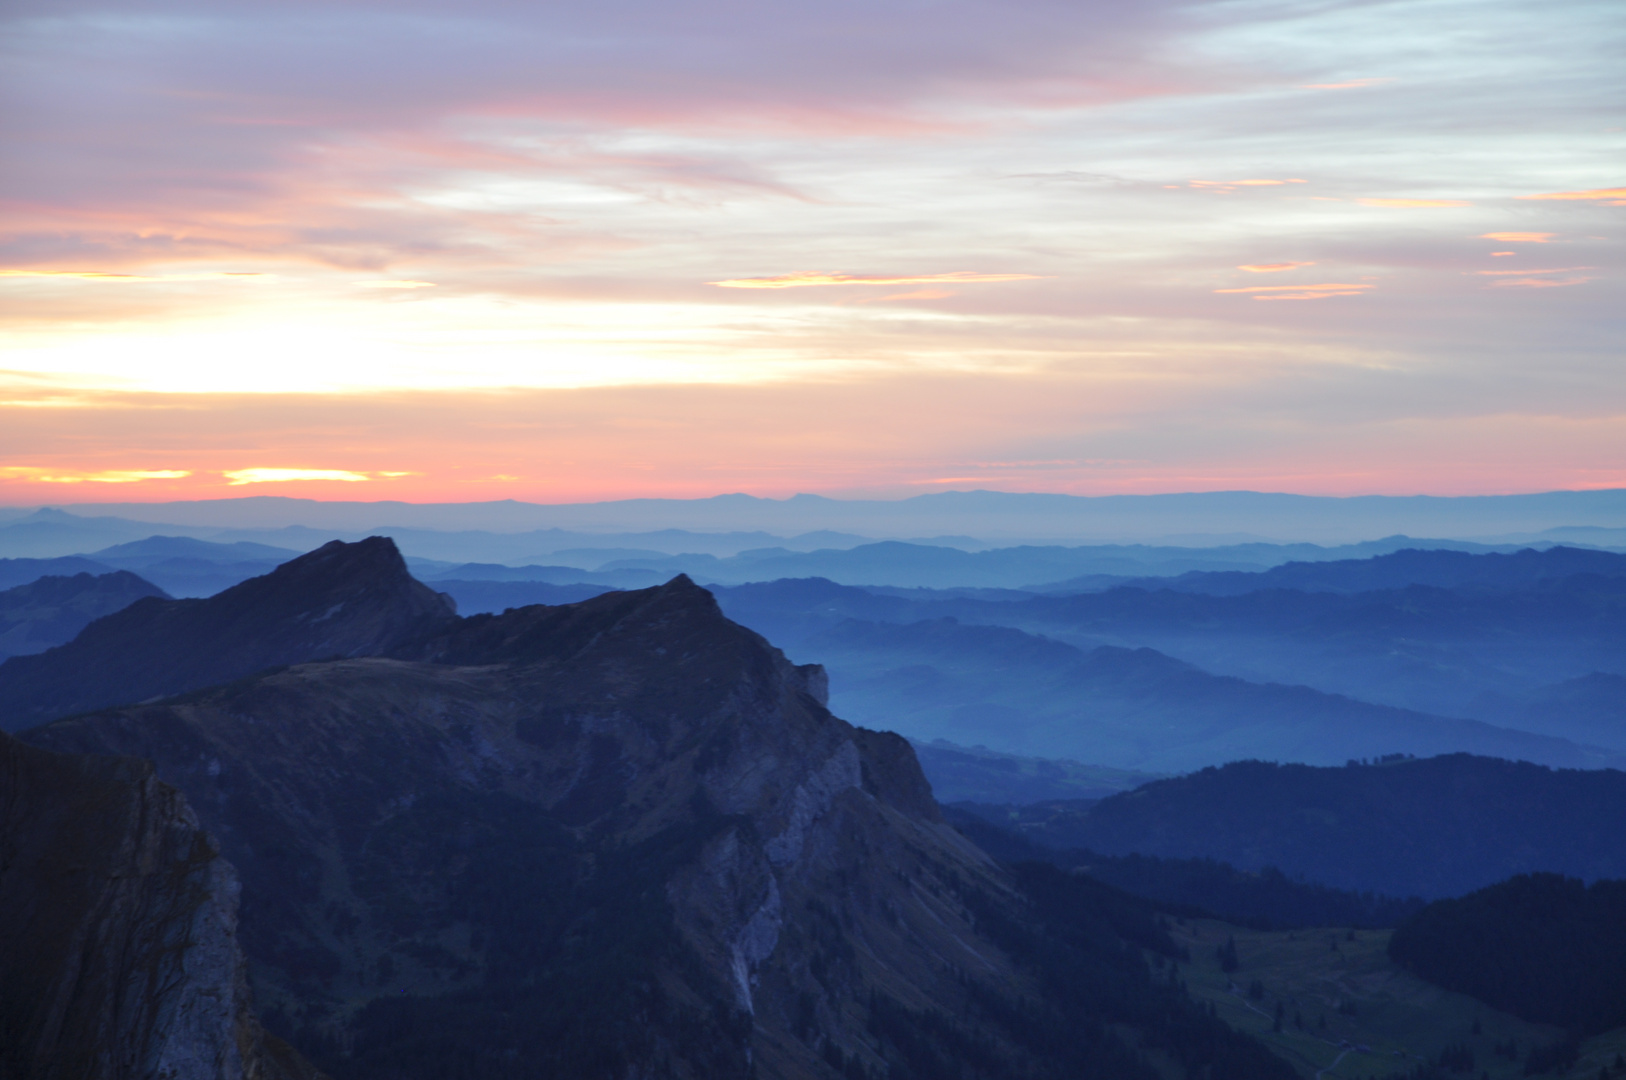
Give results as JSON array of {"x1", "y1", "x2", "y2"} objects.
[
  {"x1": 1487, "y1": 277, "x2": 1592, "y2": 289},
  {"x1": 0, "y1": 467, "x2": 190, "y2": 483},
  {"x1": 1238, "y1": 262, "x2": 1315, "y2": 273},
  {"x1": 0, "y1": 271, "x2": 270, "y2": 284},
  {"x1": 356, "y1": 280, "x2": 437, "y2": 289},
  {"x1": 1186, "y1": 179, "x2": 1308, "y2": 191},
  {"x1": 1472, "y1": 267, "x2": 1595, "y2": 276},
  {"x1": 223, "y1": 468, "x2": 372, "y2": 484},
  {"x1": 709, "y1": 271, "x2": 1047, "y2": 289},
  {"x1": 1214, "y1": 283, "x2": 1374, "y2": 301},
  {"x1": 1356, "y1": 198, "x2": 1472, "y2": 208},
  {"x1": 1481, "y1": 232, "x2": 1553, "y2": 243},
  {"x1": 1519, "y1": 188, "x2": 1626, "y2": 203},
  {"x1": 1300, "y1": 78, "x2": 1393, "y2": 90}
]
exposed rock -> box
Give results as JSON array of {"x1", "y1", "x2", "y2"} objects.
[
  {"x1": 21, "y1": 571, "x2": 1289, "y2": 1080},
  {"x1": 0, "y1": 538, "x2": 455, "y2": 732},
  {"x1": 0, "y1": 731, "x2": 323, "y2": 1080}
]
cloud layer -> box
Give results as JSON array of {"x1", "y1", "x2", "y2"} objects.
[{"x1": 0, "y1": 0, "x2": 1622, "y2": 499}]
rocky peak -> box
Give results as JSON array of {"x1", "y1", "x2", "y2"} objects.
[
  {"x1": 0, "y1": 537, "x2": 456, "y2": 732},
  {"x1": 18, "y1": 574, "x2": 1291, "y2": 1080}
]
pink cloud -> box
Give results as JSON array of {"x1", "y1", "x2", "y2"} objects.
[
  {"x1": 710, "y1": 271, "x2": 1046, "y2": 289},
  {"x1": 1237, "y1": 262, "x2": 1315, "y2": 273}
]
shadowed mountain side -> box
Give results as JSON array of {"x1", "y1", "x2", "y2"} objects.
[
  {"x1": 0, "y1": 538, "x2": 456, "y2": 733},
  {"x1": 0, "y1": 571, "x2": 169, "y2": 659},
  {"x1": 23, "y1": 577, "x2": 1289, "y2": 1080},
  {"x1": 0, "y1": 731, "x2": 324, "y2": 1080},
  {"x1": 793, "y1": 617, "x2": 1620, "y2": 773},
  {"x1": 1001, "y1": 755, "x2": 1626, "y2": 899},
  {"x1": 429, "y1": 578, "x2": 620, "y2": 614}
]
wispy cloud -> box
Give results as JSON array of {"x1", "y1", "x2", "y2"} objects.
[
  {"x1": 1237, "y1": 262, "x2": 1315, "y2": 273},
  {"x1": 0, "y1": 466, "x2": 191, "y2": 484},
  {"x1": 1301, "y1": 78, "x2": 1393, "y2": 90},
  {"x1": 1481, "y1": 232, "x2": 1553, "y2": 243},
  {"x1": 1214, "y1": 283, "x2": 1374, "y2": 300},
  {"x1": 0, "y1": 271, "x2": 270, "y2": 284},
  {"x1": 1356, "y1": 198, "x2": 1471, "y2": 208},
  {"x1": 1472, "y1": 266, "x2": 1595, "y2": 276},
  {"x1": 1519, "y1": 187, "x2": 1626, "y2": 203},
  {"x1": 709, "y1": 271, "x2": 1047, "y2": 289},
  {"x1": 356, "y1": 280, "x2": 437, "y2": 289},
  {"x1": 223, "y1": 468, "x2": 372, "y2": 484}
]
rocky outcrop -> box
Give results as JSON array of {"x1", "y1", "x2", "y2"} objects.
[
  {"x1": 22, "y1": 573, "x2": 1289, "y2": 1080},
  {"x1": 0, "y1": 538, "x2": 455, "y2": 732},
  {"x1": 0, "y1": 732, "x2": 322, "y2": 1080}
]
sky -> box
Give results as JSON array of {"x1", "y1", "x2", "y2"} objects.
[{"x1": 1, "y1": 0, "x2": 1622, "y2": 505}]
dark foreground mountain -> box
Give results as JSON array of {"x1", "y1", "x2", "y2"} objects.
[
  {"x1": 0, "y1": 571, "x2": 169, "y2": 660},
  {"x1": 0, "y1": 730, "x2": 322, "y2": 1080},
  {"x1": 0, "y1": 537, "x2": 456, "y2": 732},
  {"x1": 1389, "y1": 873, "x2": 1626, "y2": 1036},
  {"x1": 23, "y1": 559, "x2": 1288, "y2": 1080},
  {"x1": 980, "y1": 755, "x2": 1626, "y2": 899}
]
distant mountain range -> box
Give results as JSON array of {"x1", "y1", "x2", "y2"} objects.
[{"x1": 9, "y1": 487, "x2": 1626, "y2": 544}]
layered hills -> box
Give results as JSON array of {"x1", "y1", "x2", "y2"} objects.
[
  {"x1": 0, "y1": 537, "x2": 455, "y2": 732},
  {"x1": 963, "y1": 755, "x2": 1626, "y2": 899},
  {"x1": 0, "y1": 571, "x2": 168, "y2": 660},
  {"x1": 16, "y1": 540, "x2": 1288, "y2": 1080}
]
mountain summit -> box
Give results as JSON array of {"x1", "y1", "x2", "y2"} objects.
[
  {"x1": 23, "y1": 571, "x2": 1285, "y2": 1079},
  {"x1": 0, "y1": 537, "x2": 455, "y2": 732}
]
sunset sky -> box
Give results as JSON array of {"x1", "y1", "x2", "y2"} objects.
[{"x1": 2, "y1": 0, "x2": 1621, "y2": 504}]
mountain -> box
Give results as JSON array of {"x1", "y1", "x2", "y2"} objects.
[
  {"x1": 86, "y1": 536, "x2": 308, "y2": 597},
  {"x1": 90, "y1": 535, "x2": 307, "y2": 566},
  {"x1": 943, "y1": 806, "x2": 1425, "y2": 930},
  {"x1": 989, "y1": 755, "x2": 1626, "y2": 899},
  {"x1": 0, "y1": 537, "x2": 456, "y2": 733},
  {"x1": 0, "y1": 730, "x2": 322, "y2": 1080},
  {"x1": 35, "y1": 487, "x2": 1626, "y2": 543},
  {"x1": 908, "y1": 739, "x2": 1162, "y2": 804},
  {"x1": 1136, "y1": 545, "x2": 1626, "y2": 597},
  {"x1": 0, "y1": 571, "x2": 169, "y2": 659},
  {"x1": 431, "y1": 578, "x2": 620, "y2": 614},
  {"x1": 0, "y1": 554, "x2": 116, "y2": 591},
  {"x1": 21, "y1": 574, "x2": 1289, "y2": 1080},
  {"x1": 1471, "y1": 672, "x2": 1626, "y2": 752},
  {"x1": 769, "y1": 615, "x2": 1619, "y2": 773},
  {"x1": 1389, "y1": 873, "x2": 1626, "y2": 1036}
]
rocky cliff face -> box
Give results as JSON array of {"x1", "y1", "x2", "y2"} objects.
[
  {"x1": 0, "y1": 538, "x2": 455, "y2": 732},
  {"x1": 0, "y1": 732, "x2": 322, "y2": 1080},
  {"x1": 21, "y1": 563, "x2": 1288, "y2": 1080}
]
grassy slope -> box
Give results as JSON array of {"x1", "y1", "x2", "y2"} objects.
[{"x1": 1166, "y1": 919, "x2": 1626, "y2": 1080}]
